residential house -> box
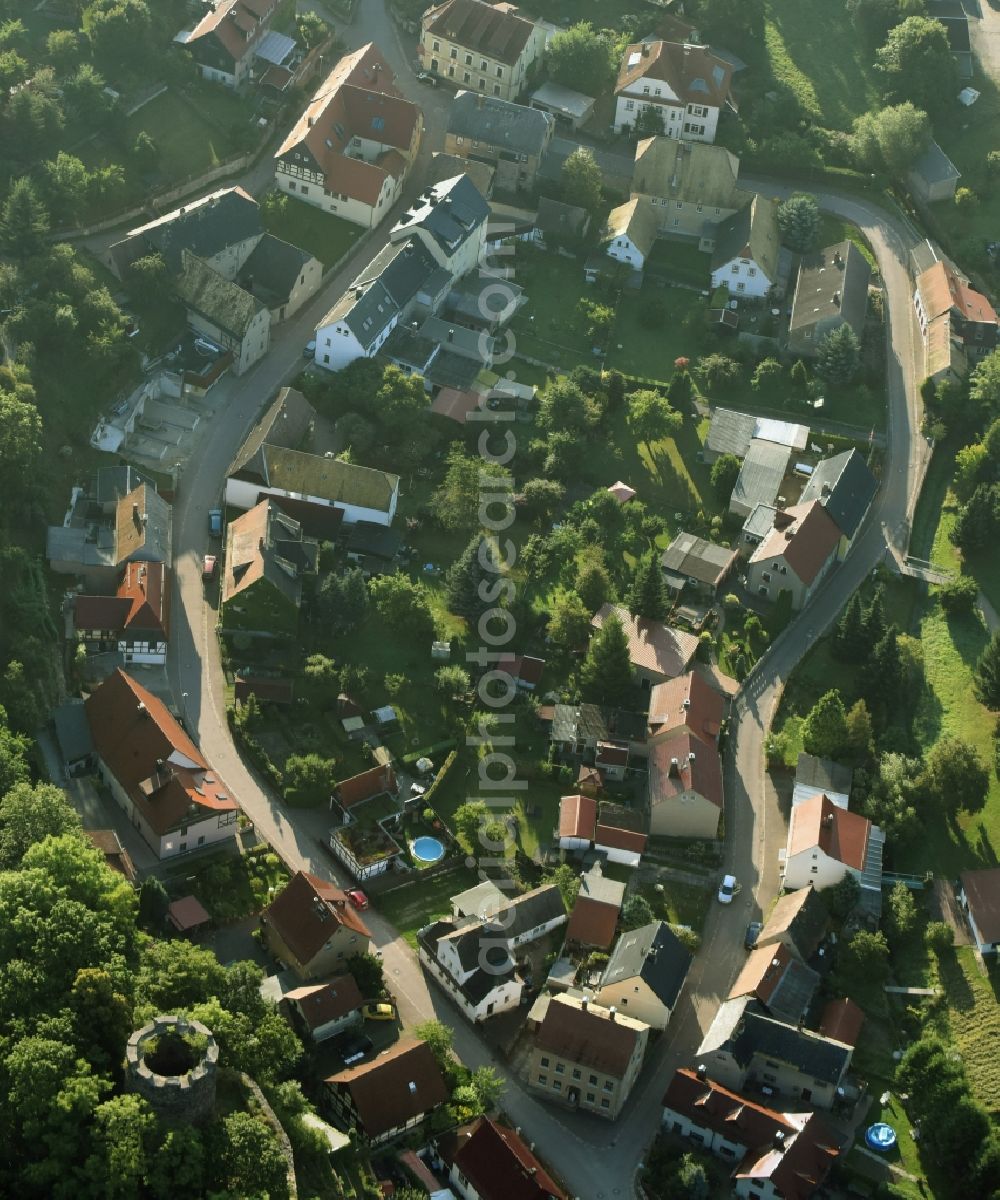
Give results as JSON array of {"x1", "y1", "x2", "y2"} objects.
[
  {"x1": 799, "y1": 449, "x2": 878, "y2": 561},
  {"x1": 661, "y1": 1068, "x2": 840, "y2": 1200},
  {"x1": 526, "y1": 196, "x2": 591, "y2": 246},
  {"x1": 746, "y1": 501, "x2": 841, "y2": 610},
  {"x1": 907, "y1": 139, "x2": 961, "y2": 204},
  {"x1": 418, "y1": 917, "x2": 523, "y2": 1022},
  {"x1": 787, "y1": 241, "x2": 871, "y2": 360},
  {"x1": 740, "y1": 503, "x2": 779, "y2": 558},
  {"x1": 631, "y1": 136, "x2": 747, "y2": 250},
  {"x1": 591, "y1": 603, "x2": 699, "y2": 688},
  {"x1": 221, "y1": 501, "x2": 318, "y2": 637},
  {"x1": 262, "y1": 870, "x2": 372, "y2": 980},
  {"x1": 782, "y1": 793, "x2": 884, "y2": 904},
  {"x1": 660, "y1": 531, "x2": 737, "y2": 598},
  {"x1": 557, "y1": 794, "x2": 648, "y2": 868},
  {"x1": 333, "y1": 763, "x2": 398, "y2": 814},
  {"x1": 729, "y1": 443, "x2": 792, "y2": 519},
  {"x1": 697, "y1": 996, "x2": 854, "y2": 1108},
  {"x1": 565, "y1": 864, "x2": 625, "y2": 951},
  {"x1": 728, "y1": 943, "x2": 819, "y2": 1025},
  {"x1": 177, "y1": 249, "x2": 270, "y2": 375},
  {"x1": 550, "y1": 703, "x2": 648, "y2": 763},
  {"x1": 451, "y1": 878, "x2": 508, "y2": 922},
  {"x1": 596, "y1": 921, "x2": 691, "y2": 1030},
  {"x1": 818, "y1": 998, "x2": 865, "y2": 1049},
  {"x1": 393, "y1": 172, "x2": 492, "y2": 277},
  {"x1": 529, "y1": 80, "x2": 595, "y2": 129},
  {"x1": 959, "y1": 867, "x2": 1000, "y2": 953},
  {"x1": 84, "y1": 669, "x2": 239, "y2": 859},
  {"x1": 756, "y1": 885, "x2": 827, "y2": 963},
  {"x1": 704, "y1": 409, "x2": 808, "y2": 465},
  {"x1": 914, "y1": 259, "x2": 998, "y2": 379},
  {"x1": 529, "y1": 993, "x2": 649, "y2": 1120},
  {"x1": 613, "y1": 39, "x2": 732, "y2": 141},
  {"x1": 235, "y1": 234, "x2": 323, "y2": 323},
  {"x1": 282, "y1": 974, "x2": 364, "y2": 1042},
  {"x1": 419, "y1": 0, "x2": 547, "y2": 101},
  {"x1": 792, "y1": 753, "x2": 853, "y2": 810},
  {"x1": 328, "y1": 822, "x2": 404, "y2": 882},
  {"x1": 274, "y1": 43, "x2": 423, "y2": 229},
  {"x1": 73, "y1": 560, "x2": 170, "y2": 665},
  {"x1": 491, "y1": 883, "x2": 567, "y2": 948},
  {"x1": 647, "y1": 671, "x2": 725, "y2": 745},
  {"x1": 427, "y1": 151, "x2": 496, "y2": 198},
  {"x1": 710, "y1": 196, "x2": 780, "y2": 298},
  {"x1": 437, "y1": 1116, "x2": 568, "y2": 1200},
  {"x1": 84, "y1": 829, "x2": 138, "y2": 884},
  {"x1": 175, "y1": 0, "x2": 277, "y2": 88},
  {"x1": 324, "y1": 1037, "x2": 449, "y2": 1145},
  {"x1": 603, "y1": 196, "x2": 659, "y2": 272},
  {"x1": 445, "y1": 91, "x2": 553, "y2": 191},
  {"x1": 648, "y1": 727, "x2": 723, "y2": 839}
]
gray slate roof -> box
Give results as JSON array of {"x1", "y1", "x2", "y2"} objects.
[
  {"x1": 120, "y1": 187, "x2": 263, "y2": 273},
  {"x1": 788, "y1": 240, "x2": 871, "y2": 354},
  {"x1": 706, "y1": 407, "x2": 756, "y2": 458},
  {"x1": 238, "y1": 233, "x2": 315, "y2": 305},
  {"x1": 535, "y1": 196, "x2": 589, "y2": 238},
  {"x1": 602, "y1": 920, "x2": 691, "y2": 1009},
  {"x1": 731, "y1": 439, "x2": 791, "y2": 513},
  {"x1": 661, "y1": 532, "x2": 736, "y2": 588},
  {"x1": 393, "y1": 175, "x2": 490, "y2": 258},
  {"x1": 419, "y1": 920, "x2": 516, "y2": 1005},
  {"x1": 447, "y1": 91, "x2": 552, "y2": 158},
  {"x1": 578, "y1": 866, "x2": 626, "y2": 908},
  {"x1": 485, "y1": 884, "x2": 566, "y2": 940},
  {"x1": 356, "y1": 238, "x2": 439, "y2": 309},
  {"x1": 759, "y1": 885, "x2": 828, "y2": 961},
  {"x1": 909, "y1": 140, "x2": 960, "y2": 188},
  {"x1": 53, "y1": 701, "x2": 94, "y2": 764},
  {"x1": 550, "y1": 703, "x2": 647, "y2": 746},
  {"x1": 799, "y1": 449, "x2": 877, "y2": 540},
  {"x1": 742, "y1": 503, "x2": 777, "y2": 542},
  {"x1": 229, "y1": 387, "x2": 316, "y2": 484},
  {"x1": 794, "y1": 753, "x2": 854, "y2": 799}
]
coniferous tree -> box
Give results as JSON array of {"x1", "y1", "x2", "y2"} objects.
[
  {"x1": 625, "y1": 552, "x2": 668, "y2": 621},
  {"x1": 862, "y1": 585, "x2": 887, "y2": 653},
  {"x1": 863, "y1": 626, "x2": 903, "y2": 723},
  {"x1": 834, "y1": 592, "x2": 866, "y2": 661},
  {"x1": 580, "y1": 613, "x2": 633, "y2": 705},
  {"x1": 816, "y1": 323, "x2": 861, "y2": 383},
  {"x1": 445, "y1": 534, "x2": 500, "y2": 619},
  {"x1": 975, "y1": 629, "x2": 1000, "y2": 710}
]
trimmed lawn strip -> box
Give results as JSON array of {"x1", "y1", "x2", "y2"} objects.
[
  {"x1": 377, "y1": 864, "x2": 479, "y2": 949},
  {"x1": 262, "y1": 197, "x2": 364, "y2": 269},
  {"x1": 641, "y1": 878, "x2": 712, "y2": 932},
  {"x1": 939, "y1": 947, "x2": 1000, "y2": 1115}
]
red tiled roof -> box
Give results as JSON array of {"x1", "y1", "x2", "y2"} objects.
[
  {"x1": 496, "y1": 653, "x2": 546, "y2": 687},
  {"x1": 167, "y1": 894, "x2": 211, "y2": 931},
  {"x1": 118, "y1": 560, "x2": 169, "y2": 637},
  {"x1": 595, "y1": 822, "x2": 648, "y2": 854},
  {"x1": 187, "y1": 0, "x2": 275, "y2": 67},
  {"x1": 918, "y1": 260, "x2": 999, "y2": 328},
  {"x1": 566, "y1": 895, "x2": 620, "y2": 949},
  {"x1": 285, "y1": 973, "x2": 364, "y2": 1030},
  {"x1": 596, "y1": 740, "x2": 629, "y2": 767},
  {"x1": 592, "y1": 604, "x2": 698, "y2": 680},
  {"x1": 616, "y1": 39, "x2": 732, "y2": 107},
  {"x1": 787, "y1": 794, "x2": 870, "y2": 870},
  {"x1": 431, "y1": 387, "x2": 483, "y2": 422},
  {"x1": 325, "y1": 1037, "x2": 449, "y2": 1138},
  {"x1": 559, "y1": 793, "x2": 597, "y2": 840},
  {"x1": 648, "y1": 727, "x2": 723, "y2": 811},
  {"x1": 335, "y1": 763, "x2": 397, "y2": 809},
  {"x1": 264, "y1": 870, "x2": 371, "y2": 966},
  {"x1": 75, "y1": 595, "x2": 132, "y2": 633},
  {"x1": 818, "y1": 997, "x2": 865, "y2": 1047},
  {"x1": 84, "y1": 669, "x2": 236, "y2": 837},
  {"x1": 750, "y1": 500, "x2": 841, "y2": 587},
  {"x1": 445, "y1": 1117, "x2": 568, "y2": 1200},
  {"x1": 648, "y1": 671, "x2": 724, "y2": 742},
  {"x1": 234, "y1": 675, "x2": 294, "y2": 704},
  {"x1": 84, "y1": 829, "x2": 138, "y2": 883}
]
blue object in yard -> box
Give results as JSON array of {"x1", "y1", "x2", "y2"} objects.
[
  {"x1": 412, "y1": 836, "x2": 445, "y2": 863},
  {"x1": 865, "y1": 1123, "x2": 897, "y2": 1153}
]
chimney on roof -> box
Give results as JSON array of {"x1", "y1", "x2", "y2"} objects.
[
  {"x1": 642, "y1": 44, "x2": 650, "y2": 57},
  {"x1": 821, "y1": 482, "x2": 832, "y2": 497},
  {"x1": 682, "y1": 698, "x2": 690, "y2": 709},
  {"x1": 833, "y1": 250, "x2": 843, "y2": 267},
  {"x1": 670, "y1": 756, "x2": 680, "y2": 776},
  {"x1": 132, "y1": 502, "x2": 140, "y2": 527},
  {"x1": 476, "y1": 92, "x2": 484, "y2": 109},
  {"x1": 608, "y1": 1005, "x2": 617, "y2": 1021},
  {"x1": 447, "y1": 328, "x2": 455, "y2": 342},
  {"x1": 688, "y1": 751, "x2": 696, "y2": 762},
  {"x1": 137, "y1": 702, "x2": 148, "y2": 717},
  {"x1": 581, "y1": 996, "x2": 588, "y2": 1010},
  {"x1": 824, "y1": 812, "x2": 835, "y2": 825},
  {"x1": 696, "y1": 1064, "x2": 707, "y2": 1080},
  {"x1": 833, "y1": 291, "x2": 841, "y2": 307},
  {"x1": 774, "y1": 1131, "x2": 786, "y2": 1149},
  {"x1": 408, "y1": 1081, "x2": 417, "y2": 1094}
]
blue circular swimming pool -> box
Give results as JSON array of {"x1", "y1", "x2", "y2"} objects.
[
  {"x1": 865, "y1": 1123, "x2": 897, "y2": 1153},
  {"x1": 412, "y1": 836, "x2": 445, "y2": 863}
]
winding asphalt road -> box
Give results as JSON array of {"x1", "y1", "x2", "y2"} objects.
[{"x1": 160, "y1": 5, "x2": 928, "y2": 1194}]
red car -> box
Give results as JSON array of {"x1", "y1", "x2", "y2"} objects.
[
  {"x1": 347, "y1": 889, "x2": 369, "y2": 911},
  {"x1": 202, "y1": 555, "x2": 217, "y2": 580}
]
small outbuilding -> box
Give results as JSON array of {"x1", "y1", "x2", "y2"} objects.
[{"x1": 907, "y1": 140, "x2": 961, "y2": 204}]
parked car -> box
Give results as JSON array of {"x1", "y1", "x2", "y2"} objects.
[
  {"x1": 334, "y1": 1033, "x2": 373, "y2": 1065},
  {"x1": 362, "y1": 1003, "x2": 395, "y2": 1022},
  {"x1": 202, "y1": 555, "x2": 217, "y2": 580},
  {"x1": 208, "y1": 508, "x2": 223, "y2": 537},
  {"x1": 718, "y1": 874, "x2": 737, "y2": 904},
  {"x1": 303, "y1": 339, "x2": 316, "y2": 358},
  {"x1": 347, "y1": 889, "x2": 369, "y2": 910},
  {"x1": 744, "y1": 920, "x2": 763, "y2": 950},
  {"x1": 416, "y1": 71, "x2": 438, "y2": 86}
]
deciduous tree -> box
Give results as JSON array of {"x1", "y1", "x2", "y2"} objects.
[
  {"x1": 876, "y1": 16, "x2": 957, "y2": 114},
  {"x1": 710, "y1": 452, "x2": 741, "y2": 499},
  {"x1": 922, "y1": 736, "x2": 988, "y2": 819},
  {"x1": 0, "y1": 780, "x2": 82, "y2": 867},
  {"x1": 850, "y1": 102, "x2": 930, "y2": 174},
  {"x1": 627, "y1": 388, "x2": 682, "y2": 455},
  {"x1": 546, "y1": 22, "x2": 616, "y2": 90},
  {"x1": 560, "y1": 146, "x2": 603, "y2": 215},
  {"x1": 547, "y1": 588, "x2": 592, "y2": 649},
  {"x1": 368, "y1": 574, "x2": 435, "y2": 640}
]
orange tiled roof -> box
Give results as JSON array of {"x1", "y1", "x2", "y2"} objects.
[{"x1": 787, "y1": 793, "x2": 870, "y2": 870}]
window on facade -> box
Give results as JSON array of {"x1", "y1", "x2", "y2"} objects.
[
  {"x1": 572, "y1": 1069, "x2": 581, "y2": 1080},
  {"x1": 603, "y1": 1080, "x2": 613, "y2": 1091},
  {"x1": 748, "y1": 267, "x2": 757, "y2": 277},
  {"x1": 433, "y1": 40, "x2": 440, "y2": 51},
  {"x1": 448, "y1": 65, "x2": 455, "y2": 77},
  {"x1": 589, "y1": 1074, "x2": 598, "y2": 1085},
  {"x1": 601, "y1": 1098, "x2": 610, "y2": 1108},
  {"x1": 731, "y1": 264, "x2": 739, "y2": 274},
  {"x1": 496, "y1": 66, "x2": 503, "y2": 77},
  {"x1": 540, "y1": 1057, "x2": 549, "y2": 1067},
  {"x1": 288, "y1": 181, "x2": 296, "y2": 191},
  {"x1": 301, "y1": 186, "x2": 308, "y2": 194},
  {"x1": 465, "y1": 53, "x2": 472, "y2": 64},
  {"x1": 479, "y1": 78, "x2": 485, "y2": 89},
  {"x1": 642, "y1": 86, "x2": 650, "y2": 94},
  {"x1": 463, "y1": 71, "x2": 470, "y2": 82},
  {"x1": 450, "y1": 48, "x2": 457, "y2": 58},
  {"x1": 672, "y1": 218, "x2": 679, "y2": 227},
  {"x1": 553, "y1": 1080, "x2": 562, "y2": 1091},
  {"x1": 762, "y1": 572, "x2": 771, "y2": 582},
  {"x1": 555, "y1": 1064, "x2": 565, "y2": 1074},
  {"x1": 537, "y1": 1074, "x2": 547, "y2": 1085},
  {"x1": 493, "y1": 84, "x2": 501, "y2": 95},
  {"x1": 587, "y1": 1092, "x2": 596, "y2": 1103},
  {"x1": 737, "y1": 282, "x2": 746, "y2": 292},
  {"x1": 480, "y1": 59, "x2": 487, "y2": 70}
]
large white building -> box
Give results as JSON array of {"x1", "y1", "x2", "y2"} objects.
[{"x1": 613, "y1": 39, "x2": 732, "y2": 141}]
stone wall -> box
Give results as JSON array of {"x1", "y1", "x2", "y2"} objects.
[{"x1": 126, "y1": 1014, "x2": 219, "y2": 1123}]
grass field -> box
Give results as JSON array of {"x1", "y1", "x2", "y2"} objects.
[
  {"x1": 376, "y1": 865, "x2": 479, "y2": 949},
  {"x1": 763, "y1": 0, "x2": 879, "y2": 129},
  {"x1": 930, "y1": 71, "x2": 1000, "y2": 257},
  {"x1": 939, "y1": 947, "x2": 1000, "y2": 1115},
  {"x1": 641, "y1": 878, "x2": 712, "y2": 931},
  {"x1": 127, "y1": 88, "x2": 243, "y2": 180},
  {"x1": 605, "y1": 285, "x2": 702, "y2": 381},
  {"x1": 262, "y1": 195, "x2": 365, "y2": 269}
]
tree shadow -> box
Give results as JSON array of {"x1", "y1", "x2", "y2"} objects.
[
  {"x1": 944, "y1": 608, "x2": 989, "y2": 671},
  {"x1": 936, "y1": 948, "x2": 976, "y2": 1014}
]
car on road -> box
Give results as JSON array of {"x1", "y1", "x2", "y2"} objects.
[
  {"x1": 208, "y1": 508, "x2": 223, "y2": 537},
  {"x1": 744, "y1": 920, "x2": 763, "y2": 950},
  {"x1": 202, "y1": 555, "x2": 217, "y2": 580},
  {"x1": 416, "y1": 71, "x2": 438, "y2": 86},
  {"x1": 346, "y1": 889, "x2": 369, "y2": 910},
  {"x1": 362, "y1": 1002, "x2": 395, "y2": 1022},
  {"x1": 718, "y1": 874, "x2": 737, "y2": 904},
  {"x1": 303, "y1": 339, "x2": 316, "y2": 358},
  {"x1": 334, "y1": 1033, "x2": 373, "y2": 1065}
]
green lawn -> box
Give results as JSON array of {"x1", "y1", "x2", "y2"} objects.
[
  {"x1": 262, "y1": 194, "x2": 365, "y2": 269},
  {"x1": 642, "y1": 878, "x2": 712, "y2": 931},
  {"x1": 605, "y1": 285, "x2": 703, "y2": 382},
  {"x1": 127, "y1": 88, "x2": 243, "y2": 180},
  {"x1": 939, "y1": 947, "x2": 1000, "y2": 1115},
  {"x1": 376, "y1": 865, "x2": 479, "y2": 949},
  {"x1": 646, "y1": 239, "x2": 712, "y2": 287},
  {"x1": 763, "y1": 0, "x2": 880, "y2": 129},
  {"x1": 930, "y1": 72, "x2": 1000, "y2": 257}
]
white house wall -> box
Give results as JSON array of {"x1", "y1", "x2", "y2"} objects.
[
  {"x1": 418, "y1": 944, "x2": 522, "y2": 1022},
  {"x1": 606, "y1": 235, "x2": 645, "y2": 270},
  {"x1": 276, "y1": 166, "x2": 396, "y2": 229},
  {"x1": 711, "y1": 258, "x2": 771, "y2": 299}
]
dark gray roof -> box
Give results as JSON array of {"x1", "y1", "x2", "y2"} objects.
[
  {"x1": 229, "y1": 387, "x2": 316, "y2": 484},
  {"x1": 393, "y1": 175, "x2": 490, "y2": 258},
  {"x1": 347, "y1": 521, "x2": 403, "y2": 560},
  {"x1": 53, "y1": 701, "x2": 94, "y2": 764},
  {"x1": 426, "y1": 348, "x2": 482, "y2": 391},
  {"x1": 550, "y1": 703, "x2": 647, "y2": 745},
  {"x1": 139, "y1": 188, "x2": 262, "y2": 272},
  {"x1": 660, "y1": 532, "x2": 736, "y2": 587},
  {"x1": 799, "y1": 449, "x2": 877, "y2": 539},
  {"x1": 538, "y1": 135, "x2": 634, "y2": 188},
  {"x1": 601, "y1": 921, "x2": 691, "y2": 1009},
  {"x1": 706, "y1": 407, "x2": 756, "y2": 458},
  {"x1": 759, "y1": 886, "x2": 828, "y2": 962},
  {"x1": 447, "y1": 91, "x2": 552, "y2": 158},
  {"x1": 742, "y1": 503, "x2": 777, "y2": 541},
  {"x1": 427, "y1": 152, "x2": 495, "y2": 198},
  {"x1": 447, "y1": 275, "x2": 525, "y2": 326},
  {"x1": 788, "y1": 241, "x2": 871, "y2": 353},
  {"x1": 486, "y1": 884, "x2": 566, "y2": 940},
  {"x1": 731, "y1": 440, "x2": 791, "y2": 512},
  {"x1": 89, "y1": 465, "x2": 157, "y2": 506},
  {"x1": 794, "y1": 753, "x2": 854, "y2": 798},
  {"x1": 535, "y1": 196, "x2": 589, "y2": 238},
  {"x1": 909, "y1": 140, "x2": 960, "y2": 187},
  {"x1": 238, "y1": 233, "x2": 315, "y2": 305},
  {"x1": 578, "y1": 865, "x2": 626, "y2": 907},
  {"x1": 419, "y1": 920, "x2": 517, "y2": 1005},
  {"x1": 380, "y1": 325, "x2": 438, "y2": 371},
  {"x1": 762, "y1": 957, "x2": 820, "y2": 1025},
  {"x1": 357, "y1": 238, "x2": 439, "y2": 309}
]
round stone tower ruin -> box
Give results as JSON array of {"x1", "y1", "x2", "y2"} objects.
[{"x1": 126, "y1": 1014, "x2": 218, "y2": 1123}]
